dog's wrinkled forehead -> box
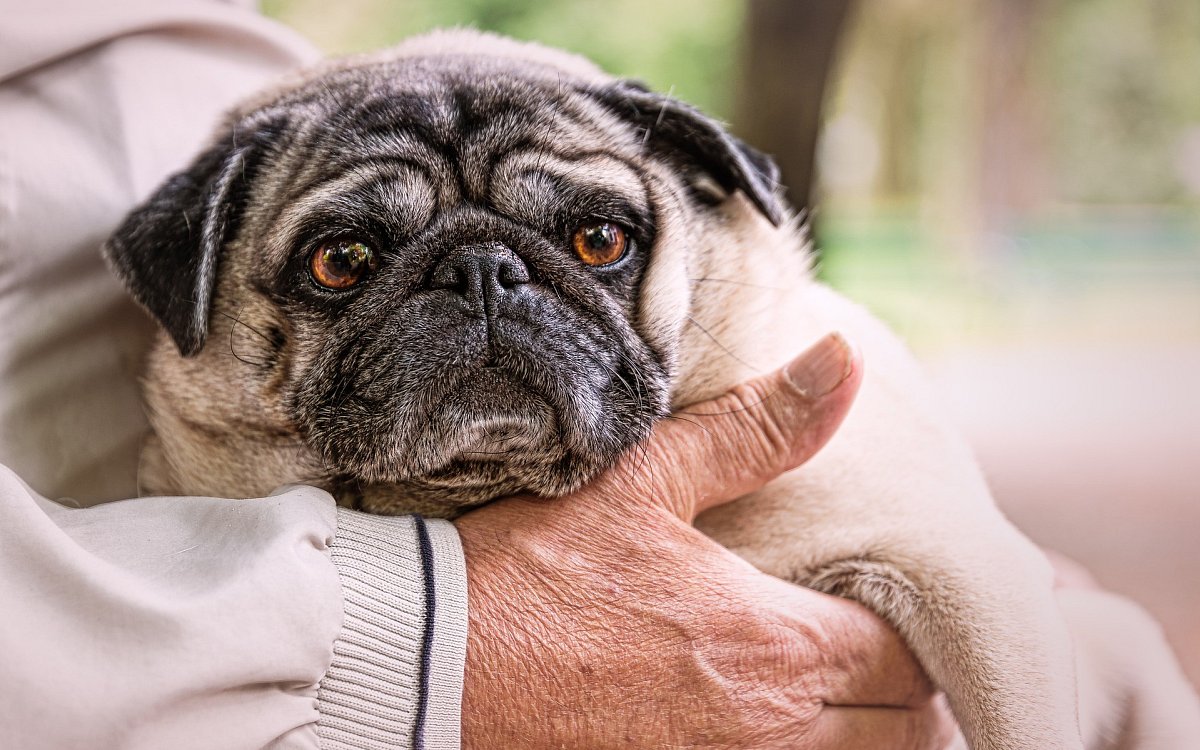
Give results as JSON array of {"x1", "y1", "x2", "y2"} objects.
[
  {"x1": 253, "y1": 56, "x2": 651, "y2": 264},
  {"x1": 288, "y1": 54, "x2": 632, "y2": 166}
]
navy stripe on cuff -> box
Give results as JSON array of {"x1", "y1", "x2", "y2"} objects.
[{"x1": 412, "y1": 514, "x2": 437, "y2": 750}]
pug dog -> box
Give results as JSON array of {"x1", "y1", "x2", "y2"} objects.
[{"x1": 104, "y1": 30, "x2": 1200, "y2": 750}]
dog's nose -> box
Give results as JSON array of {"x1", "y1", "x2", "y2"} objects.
[{"x1": 427, "y1": 243, "x2": 530, "y2": 311}]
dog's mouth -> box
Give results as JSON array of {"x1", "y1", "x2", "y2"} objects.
[
  {"x1": 452, "y1": 415, "x2": 544, "y2": 461},
  {"x1": 417, "y1": 367, "x2": 560, "y2": 470},
  {"x1": 330, "y1": 362, "x2": 581, "y2": 513},
  {"x1": 320, "y1": 349, "x2": 577, "y2": 490}
]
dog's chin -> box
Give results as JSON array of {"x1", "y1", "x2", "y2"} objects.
[
  {"x1": 416, "y1": 368, "x2": 563, "y2": 472},
  {"x1": 348, "y1": 442, "x2": 600, "y2": 516},
  {"x1": 339, "y1": 367, "x2": 626, "y2": 515}
]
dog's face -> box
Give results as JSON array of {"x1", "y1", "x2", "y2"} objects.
[{"x1": 105, "y1": 31, "x2": 785, "y2": 513}]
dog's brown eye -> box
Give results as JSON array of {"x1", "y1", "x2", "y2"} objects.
[
  {"x1": 310, "y1": 240, "x2": 376, "y2": 290},
  {"x1": 572, "y1": 222, "x2": 627, "y2": 267}
]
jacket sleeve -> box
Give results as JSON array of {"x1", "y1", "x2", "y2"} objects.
[
  {"x1": 320, "y1": 510, "x2": 467, "y2": 750},
  {"x1": 0, "y1": 466, "x2": 468, "y2": 750},
  {"x1": 0, "y1": 466, "x2": 340, "y2": 750}
]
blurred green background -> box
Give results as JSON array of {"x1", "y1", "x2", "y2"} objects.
[
  {"x1": 262, "y1": 0, "x2": 743, "y2": 116},
  {"x1": 264, "y1": 0, "x2": 1200, "y2": 683}
]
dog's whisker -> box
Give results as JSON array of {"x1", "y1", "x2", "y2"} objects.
[
  {"x1": 215, "y1": 306, "x2": 275, "y2": 369},
  {"x1": 677, "y1": 386, "x2": 782, "y2": 418},
  {"x1": 685, "y1": 315, "x2": 760, "y2": 373},
  {"x1": 689, "y1": 276, "x2": 785, "y2": 291},
  {"x1": 661, "y1": 413, "x2": 713, "y2": 434}
]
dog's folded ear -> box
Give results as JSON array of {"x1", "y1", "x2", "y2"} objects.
[
  {"x1": 592, "y1": 80, "x2": 785, "y2": 226},
  {"x1": 103, "y1": 118, "x2": 284, "y2": 357}
]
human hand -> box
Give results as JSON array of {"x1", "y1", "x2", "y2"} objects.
[{"x1": 456, "y1": 333, "x2": 957, "y2": 749}]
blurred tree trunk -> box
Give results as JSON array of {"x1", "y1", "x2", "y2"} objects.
[
  {"x1": 735, "y1": 0, "x2": 856, "y2": 214},
  {"x1": 977, "y1": 0, "x2": 1051, "y2": 251}
]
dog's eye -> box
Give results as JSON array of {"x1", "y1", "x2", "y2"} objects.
[
  {"x1": 310, "y1": 240, "x2": 376, "y2": 290},
  {"x1": 572, "y1": 222, "x2": 628, "y2": 267}
]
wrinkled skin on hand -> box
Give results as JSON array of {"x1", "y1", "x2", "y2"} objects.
[{"x1": 456, "y1": 335, "x2": 958, "y2": 750}]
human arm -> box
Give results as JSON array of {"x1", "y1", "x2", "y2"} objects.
[
  {"x1": 0, "y1": 470, "x2": 336, "y2": 750},
  {"x1": 0, "y1": 469, "x2": 469, "y2": 750}
]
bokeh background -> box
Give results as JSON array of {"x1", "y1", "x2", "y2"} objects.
[{"x1": 263, "y1": 0, "x2": 1200, "y2": 683}]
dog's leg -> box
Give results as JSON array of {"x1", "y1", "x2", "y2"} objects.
[
  {"x1": 1060, "y1": 588, "x2": 1200, "y2": 750},
  {"x1": 701, "y1": 475, "x2": 1084, "y2": 750},
  {"x1": 928, "y1": 587, "x2": 1200, "y2": 749}
]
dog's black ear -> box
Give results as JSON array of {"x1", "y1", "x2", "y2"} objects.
[
  {"x1": 593, "y1": 80, "x2": 785, "y2": 226},
  {"x1": 103, "y1": 119, "x2": 283, "y2": 356}
]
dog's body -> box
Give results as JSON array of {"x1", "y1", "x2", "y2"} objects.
[{"x1": 106, "y1": 31, "x2": 1200, "y2": 750}]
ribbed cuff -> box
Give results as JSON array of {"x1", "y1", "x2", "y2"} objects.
[{"x1": 318, "y1": 511, "x2": 467, "y2": 750}]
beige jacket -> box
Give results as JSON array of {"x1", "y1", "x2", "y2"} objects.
[{"x1": 0, "y1": 2, "x2": 466, "y2": 748}]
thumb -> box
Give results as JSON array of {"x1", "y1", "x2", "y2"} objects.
[{"x1": 608, "y1": 332, "x2": 862, "y2": 522}]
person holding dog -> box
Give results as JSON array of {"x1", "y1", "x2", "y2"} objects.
[{"x1": 17, "y1": 1, "x2": 1145, "y2": 748}]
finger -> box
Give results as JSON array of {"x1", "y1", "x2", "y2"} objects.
[
  {"x1": 812, "y1": 700, "x2": 957, "y2": 750},
  {"x1": 604, "y1": 332, "x2": 863, "y2": 522},
  {"x1": 769, "y1": 581, "x2": 936, "y2": 709}
]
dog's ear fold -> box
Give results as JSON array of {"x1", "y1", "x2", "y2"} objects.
[
  {"x1": 593, "y1": 80, "x2": 785, "y2": 226},
  {"x1": 103, "y1": 119, "x2": 282, "y2": 357}
]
